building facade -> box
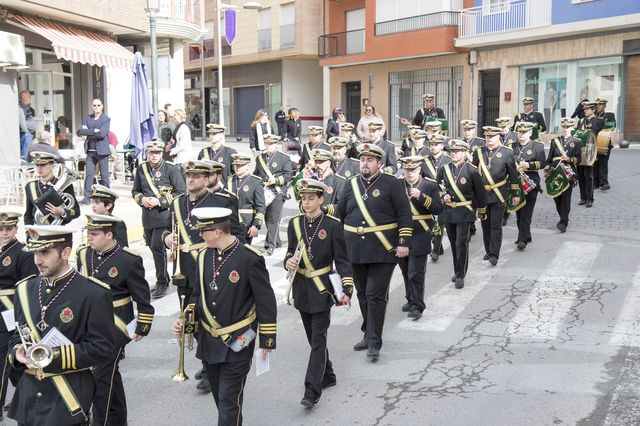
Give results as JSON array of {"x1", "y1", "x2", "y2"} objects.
[
  {"x1": 183, "y1": 0, "x2": 324, "y2": 137},
  {"x1": 456, "y1": 0, "x2": 640, "y2": 141}
]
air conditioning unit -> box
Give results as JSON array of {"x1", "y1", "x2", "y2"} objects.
[{"x1": 0, "y1": 31, "x2": 26, "y2": 66}]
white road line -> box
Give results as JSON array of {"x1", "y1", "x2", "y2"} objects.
[
  {"x1": 507, "y1": 241, "x2": 601, "y2": 339},
  {"x1": 609, "y1": 267, "x2": 640, "y2": 347},
  {"x1": 397, "y1": 244, "x2": 515, "y2": 332}
]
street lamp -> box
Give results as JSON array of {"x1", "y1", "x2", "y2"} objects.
[
  {"x1": 145, "y1": 0, "x2": 160, "y2": 130},
  {"x1": 216, "y1": 1, "x2": 262, "y2": 128}
]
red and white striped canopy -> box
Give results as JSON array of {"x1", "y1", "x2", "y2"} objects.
[{"x1": 12, "y1": 14, "x2": 134, "y2": 71}]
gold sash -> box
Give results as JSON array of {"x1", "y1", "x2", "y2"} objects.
[
  {"x1": 443, "y1": 164, "x2": 473, "y2": 212},
  {"x1": 173, "y1": 197, "x2": 200, "y2": 260},
  {"x1": 0, "y1": 289, "x2": 14, "y2": 311},
  {"x1": 141, "y1": 163, "x2": 162, "y2": 198},
  {"x1": 477, "y1": 153, "x2": 505, "y2": 204},
  {"x1": 350, "y1": 178, "x2": 394, "y2": 252},
  {"x1": 292, "y1": 217, "x2": 328, "y2": 294},
  {"x1": 408, "y1": 200, "x2": 430, "y2": 233}
]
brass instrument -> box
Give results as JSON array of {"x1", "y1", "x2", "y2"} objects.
[
  {"x1": 172, "y1": 295, "x2": 196, "y2": 381},
  {"x1": 285, "y1": 239, "x2": 305, "y2": 305},
  {"x1": 34, "y1": 166, "x2": 80, "y2": 225},
  {"x1": 171, "y1": 212, "x2": 185, "y2": 280},
  {"x1": 17, "y1": 323, "x2": 53, "y2": 380}
]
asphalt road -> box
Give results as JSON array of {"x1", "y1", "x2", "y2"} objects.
[{"x1": 2, "y1": 144, "x2": 640, "y2": 425}]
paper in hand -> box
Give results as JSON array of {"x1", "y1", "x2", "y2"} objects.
[
  {"x1": 126, "y1": 319, "x2": 137, "y2": 339},
  {"x1": 41, "y1": 327, "x2": 73, "y2": 346},
  {"x1": 254, "y1": 347, "x2": 270, "y2": 377},
  {"x1": 1, "y1": 310, "x2": 15, "y2": 331},
  {"x1": 329, "y1": 273, "x2": 345, "y2": 306}
]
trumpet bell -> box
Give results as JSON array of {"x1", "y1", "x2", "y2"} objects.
[{"x1": 27, "y1": 344, "x2": 53, "y2": 369}]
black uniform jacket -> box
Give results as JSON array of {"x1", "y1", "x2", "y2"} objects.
[
  {"x1": 577, "y1": 116, "x2": 605, "y2": 136},
  {"x1": 190, "y1": 243, "x2": 277, "y2": 364},
  {"x1": 422, "y1": 153, "x2": 451, "y2": 181},
  {"x1": 401, "y1": 141, "x2": 429, "y2": 158},
  {"x1": 9, "y1": 270, "x2": 115, "y2": 425},
  {"x1": 466, "y1": 137, "x2": 485, "y2": 154},
  {"x1": 338, "y1": 173, "x2": 413, "y2": 264},
  {"x1": 284, "y1": 214, "x2": 354, "y2": 314},
  {"x1": 472, "y1": 146, "x2": 519, "y2": 205},
  {"x1": 547, "y1": 136, "x2": 582, "y2": 172},
  {"x1": 255, "y1": 151, "x2": 293, "y2": 197},
  {"x1": 208, "y1": 186, "x2": 246, "y2": 244},
  {"x1": 0, "y1": 239, "x2": 37, "y2": 333},
  {"x1": 437, "y1": 162, "x2": 488, "y2": 224},
  {"x1": 320, "y1": 173, "x2": 345, "y2": 217},
  {"x1": 401, "y1": 177, "x2": 443, "y2": 256},
  {"x1": 334, "y1": 157, "x2": 360, "y2": 179},
  {"x1": 198, "y1": 145, "x2": 238, "y2": 181},
  {"x1": 24, "y1": 177, "x2": 80, "y2": 226},
  {"x1": 511, "y1": 111, "x2": 547, "y2": 134},
  {"x1": 227, "y1": 174, "x2": 266, "y2": 230},
  {"x1": 77, "y1": 244, "x2": 154, "y2": 347},
  {"x1": 412, "y1": 107, "x2": 445, "y2": 127},
  {"x1": 132, "y1": 160, "x2": 186, "y2": 229},
  {"x1": 509, "y1": 140, "x2": 547, "y2": 185},
  {"x1": 375, "y1": 139, "x2": 398, "y2": 174},
  {"x1": 597, "y1": 111, "x2": 616, "y2": 128},
  {"x1": 299, "y1": 141, "x2": 331, "y2": 171},
  {"x1": 501, "y1": 131, "x2": 519, "y2": 146},
  {"x1": 115, "y1": 221, "x2": 128, "y2": 247}
]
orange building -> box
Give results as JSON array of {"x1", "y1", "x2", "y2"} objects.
[{"x1": 320, "y1": 0, "x2": 474, "y2": 140}]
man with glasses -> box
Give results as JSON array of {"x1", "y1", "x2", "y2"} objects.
[
  {"x1": 401, "y1": 94, "x2": 445, "y2": 129},
  {"x1": 77, "y1": 99, "x2": 111, "y2": 205}
]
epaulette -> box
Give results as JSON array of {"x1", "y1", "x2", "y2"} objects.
[
  {"x1": 325, "y1": 214, "x2": 341, "y2": 222},
  {"x1": 213, "y1": 189, "x2": 237, "y2": 199},
  {"x1": 334, "y1": 174, "x2": 346, "y2": 180},
  {"x1": 534, "y1": 140, "x2": 545, "y2": 144},
  {"x1": 166, "y1": 161, "x2": 176, "y2": 166},
  {"x1": 122, "y1": 247, "x2": 141, "y2": 257},
  {"x1": 250, "y1": 174, "x2": 262, "y2": 182},
  {"x1": 467, "y1": 163, "x2": 478, "y2": 169},
  {"x1": 244, "y1": 244, "x2": 263, "y2": 257},
  {"x1": 86, "y1": 276, "x2": 111, "y2": 291},
  {"x1": 26, "y1": 179, "x2": 37, "y2": 185},
  {"x1": 15, "y1": 274, "x2": 36, "y2": 288},
  {"x1": 424, "y1": 177, "x2": 437, "y2": 183},
  {"x1": 503, "y1": 145, "x2": 513, "y2": 150}
]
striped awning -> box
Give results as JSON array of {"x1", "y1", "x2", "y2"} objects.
[{"x1": 11, "y1": 14, "x2": 134, "y2": 71}]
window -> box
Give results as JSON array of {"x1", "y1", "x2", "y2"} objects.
[
  {"x1": 375, "y1": 0, "x2": 461, "y2": 23},
  {"x1": 143, "y1": 55, "x2": 171, "y2": 89},
  {"x1": 280, "y1": 2, "x2": 295, "y2": 47},
  {"x1": 258, "y1": 8, "x2": 272, "y2": 50},
  {"x1": 483, "y1": 0, "x2": 509, "y2": 15}
]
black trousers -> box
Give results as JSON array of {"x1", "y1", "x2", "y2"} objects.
[
  {"x1": 516, "y1": 190, "x2": 538, "y2": 244},
  {"x1": 83, "y1": 153, "x2": 110, "y2": 198},
  {"x1": 554, "y1": 186, "x2": 573, "y2": 226},
  {"x1": 352, "y1": 263, "x2": 396, "y2": 350},
  {"x1": 481, "y1": 203, "x2": 505, "y2": 258},
  {"x1": 594, "y1": 147, "x2": 611, "y2": 187},
  {"x1": 299, "y1": 310, "x2": 333, "y2": 400},
  {"x1": 577, "y1": 166, "x2": 594, "y2": 202},
  {"x1": 0, "y1": 331, "x2": 21, "y2": 408},
  {"x1": 92, "y1": 346, "x2": 126, "y2": 426},
  {"x1": 398, "y1": 254, "x2": 428, "y2": 313},
  {"x1": 445, "y1": 222, "x2": 471, "y2": 279},
  {"x1": 205, "y1": 359, "x2": 252, "y2": 426},
  {"x1": 144, "y1": 227, "x2": 169, "y2": 287},
  {"x1": 264, "y1": 193, "x2": 283, "y2": 250}
]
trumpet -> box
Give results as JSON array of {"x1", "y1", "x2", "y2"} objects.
[
  {"x1": 285, "y1": 239, "x2": 305, "y2": 305},
  {"x1": 171, "y1": 212, "x2": 185, "y2": 280},
  {"x1": 172, "y1": 295, "x2": 196, "y2": 382},
  {"x1": 17, "y1": 323, "x2": 53, "y2": 380}
]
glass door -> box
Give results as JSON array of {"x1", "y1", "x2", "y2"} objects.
[{"x1": 19, "y1": 71, "x2": 54, "y2": 137}]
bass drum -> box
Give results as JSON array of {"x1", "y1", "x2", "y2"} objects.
[
  {"x1": 574, "y1": 129, "x2": 597, "y2": 166},
  {"x1": 596, "y1": 129, "x2": 613, "y2": 155}
]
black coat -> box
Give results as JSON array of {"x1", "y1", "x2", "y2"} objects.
[
  {"x1": 547, "y1": 136, "x2": 582, "y2": 173},
  {"x1": 437, "y1": 162, "x2": 487, "y2": 224},
  {"x1": 577, "y1": 116, "x2": 605, "y2": 136},
  {"x1": 511, "y1": 111, "x2": 547, "y2": 135},
  {"x1": 472, "y1": 146, "x2": 519, "y2": 205},
  {"x1": 326, "y1": 119, "x2": 341, "y2": 139},
  {"x1": 422, "y1": 153, "x2": 451, "y2": 181},
  {"x1": 227, "y1": 174, "x2": 266, "y2": 230},
  {"x1": 255, "y1": 151, "x2": 293, "y2": 197},
  {"x1": 0, "y1": 239, "x2": 37, "y2": 333},
  {"x1": 285, "y1": 119, "x2": 302, "y2": 140},
  {"x1": 509, "y1": 140, "x2": 547, "y2": 185},
  {"x1": 299, "y1": 141, "x2": 331, "y2": 171},
  {"x1": 197, "y1": 145, "x2": 238, "y2": 181},
  {"x1": 132, "y1": 160, "x2": 186, "y2": 229},
  {"x1": 401, "y1": 177, "x2": 443, "y2": 256},
  {"x1": 412, "y1": 107, "x2": 445, "y2": 127},
  {"x1": 334, "y1": 157, "x2": 360, "y2": 179},
  {"x1": 319, "y1": 173, "x2": 345, "y2": 217}
]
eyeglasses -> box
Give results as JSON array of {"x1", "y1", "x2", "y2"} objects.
[
  {"x1": 365, "y1": 109, "x2": 372, "y2": 112},
  {"x1": 92, "y1": 104, "x2": 102, "y2": 107}
]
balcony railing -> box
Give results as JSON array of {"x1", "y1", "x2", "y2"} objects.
[
  {"x1": 258, "y1": 28, "x2": 272, "y2": 50},
  {"x1": 459, "y1": 0, "x2": 551, "y2": 38},
  {"x1": 280, "y1": 24, "x2": 295, "y2": 47},
  {"x1": 318, "y1": 29, "x2": 365, "y2": 58},
  {"x1": 158, "y1": 0, "x2": 200, "y2": 26},
  {"x1": 375, "y1": 11, "x2": 459, "y2": 36}
]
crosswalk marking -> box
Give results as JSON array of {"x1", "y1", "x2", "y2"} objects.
[
  {"x1": 609, "y1": 267, "x2": 640, "y2": 347},
  {"x1": 507, "y1": 241, "x2": 601, "y2": 339}
]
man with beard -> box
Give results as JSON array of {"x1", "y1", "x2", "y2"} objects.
[{"x1": 329, "y1": 137, "x2": 359, "y2": 179}]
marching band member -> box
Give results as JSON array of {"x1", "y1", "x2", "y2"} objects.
[
  {"x1": 367, "y1": 122, "x2": 397, "y2": 175},
  {"x1": 227, "y1": 154, "x2": 265, "y2": 245},
  {"x1": 255, "y1": 134, "x2": 293, "y2": 255},
  {"x1": 132, "y1": 141, "x2": 185, "y2": 299},
  {"x1": 546, "y1": 118, "x2": 581, "y2": 233},
  {"x1": 437, "y1": 140, "x2": 487, "y2": 289},
  {"x1": 401, "y1": 128, "x2": 429, "y2": 158},
  {"x1": 576, "y1": 101, "x2": 604, "y2": 208},
  {"x1": 329, "y1": 137, "x2": 359, "y2": 179},
  {"x1": 299, "y1": 126, "x2": 330, "y2": 171},
  {"x1": 511, "y1": 97, "x2": 547, "y2": 139},
  {"x1": 309, "y1": 149, "x2": 345, "y2": 216},
  {"x1": 90, "y1": 184, "x2": 128, "y2": 247},
  {"x1": 425, "y1": 121, "x2": 446, "y2": 146},
  {"x1": 0, "y1": 211, "x2": 37, "y2": 418},
  {"x1": 198, "y1": 124, "x2": 237, "y2": 182},
  {"x1": 173, "y1": 207, "x2": 277, "y2": 426},
  {"x1": 339, "y1": 122, "x2": 360, "y2": 159},
  {"x1": 24, "y1": 152, "x2": 80, "y2": 226},
  {"x1": 509, "y1": 122, "x2": 546, "y2": 250},
  {"x1": 284, "y1": 179, "x2": 353, "y2": 408},
  {"x1": 400, "y1": 94, "x2": 445, "y2": 128},
  {"x1": 400, "y1": 125, "x2": 421, "y2": 157},
  {"x1": 77, "y1": 214, "x2": 154, "y2": 425},
  {"x1": 398, "y1": 157, "x2": 443, "y2": 320},
  {"x1": 461, "y1": 120, "x2": 485, "y2": 154},
  {"x1": 594, "y1": 97, "x2": 616, "y2": 191},
  {"x1": 496, "y1": 117, "x2": 518, "y2": 146},
  {"x1": 472, "y1": 127, "x2": 519, "y2": 266},
  {"x1": 337, "y1": 143, "x2": 412, "y2": 362},
  {"x1": 204, "y1": 161, "x2": 246, "y2": 244},
  {"x1": 422, "y1": 134, "x2": 451, "y2": 262},
  {"x1": 8, "y1": 225, "x2": 114, "y2": 425}
]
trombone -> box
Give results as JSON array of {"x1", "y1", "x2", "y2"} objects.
[
  {"x1": 172, "y1": 295, "x2": 196, "y2": 382},
  {"x1": 171, "y1": 212, "x2": 185, "y2": 280}
]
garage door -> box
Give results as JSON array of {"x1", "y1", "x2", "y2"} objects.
[{"x1": 234, "y1": 85, "x2": 265, "y2": 135}]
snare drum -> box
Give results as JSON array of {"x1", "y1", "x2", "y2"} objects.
[{"x1": 573, "y1": 129, "x2": 597, "y2": 166}]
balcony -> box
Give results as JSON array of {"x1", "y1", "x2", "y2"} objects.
[
  {"x1": 280, "y1": 24, "x2": 295, "y2": 48},
  {"x1": 458, "y1": 0, "x2": 551, "y2": 39},
  {"x1": 375, "y1": 11, "x2": 459, "y2": 36},
  {"x1": 258, "y1": 28, "x2": 272, "y2": 51},
  {"x1": 155, "y1": 0, "x2": 205, "y2": 41},
  {"x1": 318, "y1": 29, "x2": 365, "y2": 58}
]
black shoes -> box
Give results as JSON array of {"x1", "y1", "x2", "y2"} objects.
[
  {"x1": 586, "y1": 200, "x2": 593, "y2": 208},
  {"x1": 151, "y1": 284, "x2": 168, "y2": 299},
  {"x1": 451, "y1": 275, "x2": 456, "y2": 283},
  {"x1": 455, "y1": 278, "x2": 464, "y2": 289},
  {"x1": 300, "y1": 392, "x2": 318, "y2": 409},
  {"x1": 501, "y1": 217, "x2": 508, "y2": 226},
  {"x1": 601, "y1": 184, "x2": 610, "y2": 190},
  {"x1": 408, "y1": 310, "x2": 422, "y2": 321},
  {"x1": 483, "y1": 254, "x2": 490, "y2": 261},
  {"x1": 557, "y1": 223, "x2": 567, "y2": 233},
  {"x1": 321, "y1": 375, "x2": 337, "y2": 389},
  {"x1": 578, "y1": 199, "x2": 586, "y2": 205},
  {"x1": 489, "y1": 256, "x2": 498, "y2": 266},
  {"x1": 517, "y1": 241, "x2": 527, "y2": 250},
  {"x1": 353, "y1": 338, "x2": 368, "y2": 351},
  {"x1": 430, "y1": 253, "x2": 439, "y2": 262},
  {"x1": 401, "y1": 303, "x2": 410, "y2": 313},
  {"x1": 367, "y1": 348, "x2": 380, "y2": 362},
  {"x1": 194, "y1": 368, "x2": 205, "y2": 381},
  {"x1": 196, "y1": 377, "x2": 211, "y2": 392},
  {"x1": 265, "y1": 248, "x2": 274, "y2": 256}
]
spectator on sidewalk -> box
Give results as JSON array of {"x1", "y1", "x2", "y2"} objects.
[
  {"x1": 284, "y1": 107, "x2": 302, "y2": 155},
  {"x1": 326, "y1": 107, "x2": 344, "y2": 139},
  {"x1": 77, "y1": 98, "x2": 111, "y2": 204},
  {"x1": 169, "y1": 109, "x2": 193, "y2": 164},
  {"x1": 19, "y1": 90, "x2": 37, "y2": 159},
  {"x1": 158, "y1": 109, "x2": 173, "y2": 161},
  {"x1": 357, "y1": 104, "x2": 386, "y2": 141},
  {"x1": 26, "y1": 131, "x2": 65, "y2": 164},
  {"x1": 249, "y1": 109, "x2": 272, "y2": 153},
  {"x1": 275, "y1": 106, "x2": 287, "y2": 138}
]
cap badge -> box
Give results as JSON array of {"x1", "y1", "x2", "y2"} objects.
[
  {"x1": 460, "y1": 177, "x2": 467, "y2": 185},
  {"x1": 372, "y1": 189, "x2": 381, "y2": 198}
]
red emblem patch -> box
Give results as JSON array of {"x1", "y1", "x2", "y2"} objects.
[
  {"x1": 229, "y1": 270, "x2": 240, "y2": 283},
  {"x1": 2, "y1": 257, "x2": 11, "y2": 267},
  {"x1": 108, "y1": 267, "x2": 118, "y2": 278},
  {"x1": 60, "y1": 307, "x2": 74, "y2": 323},
  {"x1": 318, "y1": 229, "x2": 327, "y2": 240},
  {"x1": 243, "y1": 185, "x2": 249, "y2": 192}
]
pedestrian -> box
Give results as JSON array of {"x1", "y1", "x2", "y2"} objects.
[
  {"x1": 284, "y1": 107, "x2": 302, "y2": 155},
  {"x1": 356, "y1": 105, "x2": 386, "y2": 141},
  {"x1": 77, "y1": 213, "x2": 154, "y2": 426},
  {"x1": 307, "y1": 149, "x2": 345, "y2": 216},
  {"x1": 325, "y1": 107, "x2": 344, "y2": 139},
  {"x1": 284, "y1": 178, "x2": 353, "y2": 408},
  {"x1": 337, "y1": 143, "x2": 412, "y2": 362},
  {"x1": 158, "y1": 109, "x2": 173, "y2": 161},
  {"x1": 18, "y1": 90, "x2": 36, "y2": 160},
  {"x1": 460, "y1": 120, "x2": 485, "y2": 154},
  {"x1": 329, "y1": 136, "x2": 359, "y2": 179},
  {"x1": 275, "y1": 106, "x2": 286, "y2": 138},
  {"x1": 594, "y1": 97, "x2": 616, "y2": 191},
  {"x1": 422, "y1": 134, "x2": 451, "y2": 262},
  {"x1": 169, "y1": 109, "x2": 193, "y2": 164},
  {"x1": 173, "y1": 207, "x2": 277, "y2": 426},
  {"x1": 198, "y1": 124, "x2": 237, "y2": 181},
  {"x1": 249, "y1": 109, "x2": 272, "y2": 154},
  {"x1": 26, "y1": 131, "x2": 65, "y2": 165},
  {"x1": 77, "y1": 98, "x2": 111, "y2": 205}
]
